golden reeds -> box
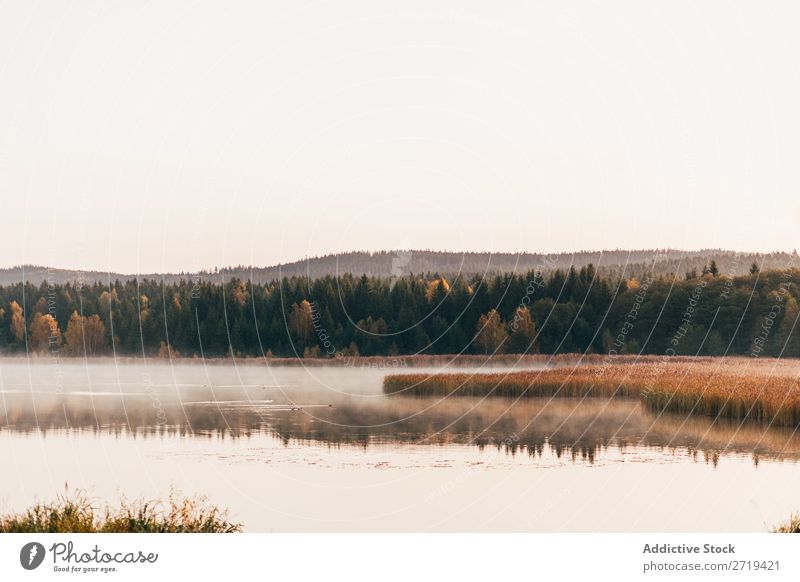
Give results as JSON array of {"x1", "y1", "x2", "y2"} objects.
[{"x1": 384, "y1": 358, "x2": 800, "y2": 427}]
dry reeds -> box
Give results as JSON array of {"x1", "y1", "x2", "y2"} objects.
[
  {"x1": 773, "y1": 513, "x2": 800, "y2": 533},
  {"x1": 384, "y1": 358, "x2": 800, "y2": 427}
]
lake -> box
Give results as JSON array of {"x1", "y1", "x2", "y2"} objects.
[{"x1": 1, "y1": 359, "x2": 799, "y2": 532}]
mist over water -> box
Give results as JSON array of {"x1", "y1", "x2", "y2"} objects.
[{"x1": 2, "y1": 360, "x2": 800, "y2": 531}]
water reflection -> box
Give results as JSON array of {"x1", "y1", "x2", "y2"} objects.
[
  {"x1": 4, "y1": 362, "x2": 800, "y2": 533},
  {"x1": 3, "y1": 373, "x2": 800, "y2": 465}
]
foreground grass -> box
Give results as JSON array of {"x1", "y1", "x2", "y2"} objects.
[
  {"x1": 773, "y1": 514, "x2": 800, "y2": 533},
  {"x1": 0, "y1": 491, "x2": 241, "y2": 533},
  {"x1": 384, "y1": 360, "x2": 800, "y2": 427}
]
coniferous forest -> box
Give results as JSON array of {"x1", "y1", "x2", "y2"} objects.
[{"x1": 0, "y1": 264, "x2": 798, "y2": 359}]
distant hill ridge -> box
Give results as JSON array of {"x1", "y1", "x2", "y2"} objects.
[{"x1": 1, "y1": 249, "x2": 796, "y2": 286}]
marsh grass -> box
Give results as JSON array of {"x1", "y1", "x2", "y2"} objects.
[
  {"x1": 773, "y1": 513, "x2": 800, "y2": 533},
  {"x1": 384, "y1": 360, "x2": 800, "y2": 427},
  {"x1": 0, "y1": 490, "x2": 241, "y2": 533}
]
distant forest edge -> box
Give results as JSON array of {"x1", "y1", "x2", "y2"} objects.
[
  {"x1": 1, "y1": 249, "x2": 798, "y2": 286},
  {"x1": 1, "y1": 259, "x2": 799, "y2": 358}
]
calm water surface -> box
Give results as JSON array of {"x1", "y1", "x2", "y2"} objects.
[{"x1": 1, "y1": 359, "x2": 799, "y2": 531}]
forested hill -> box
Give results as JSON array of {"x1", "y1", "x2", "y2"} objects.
[{"x1": 1, "y1": 249, "x2": 796, "y2": 286}]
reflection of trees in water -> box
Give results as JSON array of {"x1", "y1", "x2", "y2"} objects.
[{"x1": 2, "y1": 393, "x2": 799, "y2": 464}]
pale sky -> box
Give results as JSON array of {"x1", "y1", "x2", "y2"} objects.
[{"x1": 1, "y1": 1, "x2": 799, "y2": 274}]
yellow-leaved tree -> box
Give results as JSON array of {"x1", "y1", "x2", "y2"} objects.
[
  {"x1": 63, "y1": 311, "x2": 106, "y2": 356},
  {"x1": 288, "y1": 300, "x2": 314, "y2": 351},
  {"x1": 29, "y1": 313, "x2": 61, "y2": 354},
  {"x1": 508, "y1": 306, "x2": 538, "y2": 354},
  {"x1": 474, "y1": 309, "x2": 508, "y2": 355},
  {"x1": 9, "y1": 301, "x2": 25, "y2": 343}
]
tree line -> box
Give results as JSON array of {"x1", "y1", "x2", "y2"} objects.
[
  {"x1": 3, "y1": 249, "x2": 797, "y2": 286},
  {"x1": 0, "y1": 263, "x2": 798, "y2": 358}
]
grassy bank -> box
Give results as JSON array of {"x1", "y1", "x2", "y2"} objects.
[
  {"x1": 384, "y1": 359, "x2": 800, "y2": 427},
  {"x1": 0, "y1": 491, "x2": 241, "y2": 533}
]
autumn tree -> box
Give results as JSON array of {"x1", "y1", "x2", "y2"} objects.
[
  {"x1": 425, "y1": 278, "x2": 449, "y2": 302},
  {"x1": 508, "y1": 306, "x2": 538, "y2": 353},
  {"x1": 9, "y1": 301, "x2": 25, "y2": 343},
  {"x1": 63, "y1": 312, "x2": 83, "y2": 355},
  {"x1": 231, "y1": 280, "x2": 248, "y2": 307},
  {"x1": 83, "y1": 314, "x2": 106, "y2": 355},
  {"x1": 99, "y1": 289, "x2": 119, "y2": 314},
  {"x1": 29, "y1": 313, "x2": 60, "y2": 354},
  {"x1": 63, "y1": 311, "x2": 106, "y2": 356},
  {"x1": 474, "y1": 309, "x2": 508, "y2": 354},
  {"x1": 288, "y1": 299, "x2": 314, "y2": 351}
]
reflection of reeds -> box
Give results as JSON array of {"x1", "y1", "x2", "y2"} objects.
[
  {"x1": 0, "y1": 490, "x2": 241, "y2": 533},
  {"x1": 384, "y1": 360, "x2": 800, "y2": 427}
]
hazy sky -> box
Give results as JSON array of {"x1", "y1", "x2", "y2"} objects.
[{"x1": 1, "y1": 1, "x2": 799, "y2": 273}]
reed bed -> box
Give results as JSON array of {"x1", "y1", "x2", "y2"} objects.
[
  {"x1": 0, "y1": 490, "x2": 241, "y2": 533},
  {"x1": 384, "y1": 359, "x2": 800, "y2": 427}
]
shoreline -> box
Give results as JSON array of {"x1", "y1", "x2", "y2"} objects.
[{"x1": 0, "y1": 353, "x2": 733, "y2": 367}]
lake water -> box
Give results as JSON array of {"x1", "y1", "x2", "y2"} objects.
[{"x1": 1, "y1": 359, "x2": 799, "y2": 532}]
